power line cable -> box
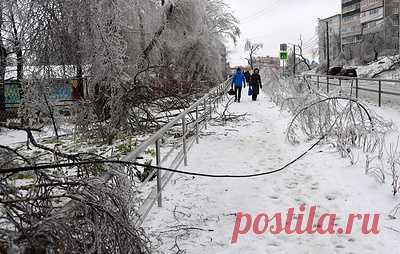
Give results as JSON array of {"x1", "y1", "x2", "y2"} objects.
[
  {"x1": 1, "y1": 111, "x2": 345, "y2": 179},
  {"x1": 302, "y1": 34, "x2": 318, "y2": 46},
  {"x1": 240, "y1": 0, "x2": 281, "y2": 24},
  {"x1": 0, "y1": 136, "x2": 324, "y2": 178},
  {"x1": 302, "y1": 38, "x2": 319, "y2": 48}
]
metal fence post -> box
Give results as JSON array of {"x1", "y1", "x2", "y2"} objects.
[
  {"x1": 356, "y1": 79, "x2": 359, "y2": 99},
  {"x1": 209, "y1": 97, "x2": 212, "y2": 116},
  {"x1": 378, "y1": 80, "x2": 382, "y2": 107},
  {"x1": 213, "y1": 92, "x2": 216, "y2": 109},
  {"x1": 203, "y1": 99, "x2": 208, "y2": 130},
  {"x1": 182, "y1": 117, "x2": 188, "y2": 166},
  {"x1": 339, "y1": 78, "x2": 342, "y2": 96},
  {"x1": 195, "y1": 106, "x2": 199, "y2": 144},
  {"x1": 327, "y1": 77, "x2": 330, "y2": 93},
  {"x1": 317, "y1": 76, "x2": 320, "y2": 89},
  {"x1": 155, "y1": 139, "x2": 162, "y2": 207}
]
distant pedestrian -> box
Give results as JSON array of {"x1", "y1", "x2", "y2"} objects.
[
  {"x1": 231, "y1": 67, "x2": 246, "y2": 103},
  {"x1": 244, "y1": 70, "x2": 251, "y2": 83},
  {"x1": 249, "y1": 68, "x2": 262, "y2": 101}
]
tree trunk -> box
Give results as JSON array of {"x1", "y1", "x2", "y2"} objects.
[
  {"x1": 142, "y1": 2, "x2": 174, "y2": 60},
  {"x1": 0, "y1": 0, "x2": 6, "y2": 116},
  {"x1": 9, "y1": 4, "x2": 23, "y2": 81},
  {"x1": 76, "y1": 64, "x2": 84, "y2": 98},
  {"x1": 16, "y1": 46, "x2": 23, "y2": 81},
  {"x1": 137, "y1": 6, "x2": 146, "y2": 52}
]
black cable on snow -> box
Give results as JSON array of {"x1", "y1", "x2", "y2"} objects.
[
  {"x1": 0, "y1": 135, "x2": 325, "y2": 178},
  {"x1": 1, "y1": 95, "x2": 361, "y2": 179}
]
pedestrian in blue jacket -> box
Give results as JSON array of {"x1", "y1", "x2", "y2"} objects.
[{"x1": 231, "y1": 67, "x2": 246, "y2": 103}]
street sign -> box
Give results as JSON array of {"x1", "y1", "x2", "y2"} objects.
[
  {"x1": 280, "y1": 51, "x2": 288, "y2": 60},
  {"x1": 280, "y1": 44, "x2": 288, "y2": 52},
  {"x1": 280, "y1": 43, "x2": 288, "y2": 60}
]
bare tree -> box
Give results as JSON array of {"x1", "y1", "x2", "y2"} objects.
[
  {"x1": 244, "y1": 39, "x2": 263, "y2": 70},
  {"x1": 286, "y1": 36, "x2": 312, "y2": 75},
  {"x1": 0, "y1": 1, "x2": 242, "y2": 252},
  {"x1": 6, "y1": 0, "x2": 240, "y2": 143},
  {"x1": 206, "y1": 0, "x2": 240, "y2": 44},
  {"x1": 0, "y1": 0, "x2": 6, "y2": 84},
  {"x1": 296, "y1": 36, "x2": 312, "y2": 71}
]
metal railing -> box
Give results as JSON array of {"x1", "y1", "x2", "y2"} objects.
[
  {"x1": 303, "y1": 74, "x2": 400, "y2": 107},
  {"x1": 122, "y1": 79, "x2": 231, "y2": 227}
]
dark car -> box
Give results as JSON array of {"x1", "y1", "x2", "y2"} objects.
[
  {"x1": 339, "y1": 68, "x2": 357, "y2": 77},
  {"x1": 327, "y1": 66, "x2": 357, "y2": 78},
  {"x1": 327, "y1": 66, "x2": 342, "y2": 76}
]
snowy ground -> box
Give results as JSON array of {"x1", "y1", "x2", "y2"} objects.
[
  {"x1": 0, "y1": 125, "x2": 73, "y2": 146},
  {"x1": 143, "y1": 89, "x2": 400, "y2": 253}
]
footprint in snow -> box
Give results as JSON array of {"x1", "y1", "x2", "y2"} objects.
[
  {"x1": 347, "y1": 238, "x2": 356, "y2": 243},
  {"x1": 311, "y1": 183, "x2": 319, "y2": 190},
  {"x1": 294, "y1": 172, "x2": 306, "y2": 177},
  {"x1": 267, "y1": 241, "x2": 280, "y2": 247},
  {"x1": 286, "y1": 182, "x2": 298, "y2": 190},
  {"x1": 325, "y1": 193, "x2": 337, "y2": 201}
]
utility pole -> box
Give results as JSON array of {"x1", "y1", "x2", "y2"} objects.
[
  {"x1": 326, "y1": 21, "x2": 330, "y2": 71},
  {"x1": 293, "y1": 44, "x2": 296, "y2": 76}
]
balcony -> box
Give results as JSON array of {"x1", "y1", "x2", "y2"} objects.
[
  {"x1": 343, "y1": 2, "x2": 361, "y2": 14},
  {"x1": 360, "y1": 7, "x2": 384, "y2": 23},
  {"x1": 342, "y1": 25, "x2": 363, "y2": 37},
  {"x1": 360, "y1": 0, "x2": 383, "y2": 12},
  {"x1": 362, "y1": 19, "x2": 384, "y2": 34}
]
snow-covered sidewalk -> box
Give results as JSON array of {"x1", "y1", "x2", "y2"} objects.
[{"x1": 144, "y1": 90, "x2": 400, "y2": 254}]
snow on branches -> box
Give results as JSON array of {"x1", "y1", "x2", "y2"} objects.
[
  {"x1": 265, "y1": 69, "x2": 400, "y2": 198},
  {"x1": 0, "y1": 1, "x2": 240, "y2": 252}
]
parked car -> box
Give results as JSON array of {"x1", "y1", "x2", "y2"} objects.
[
  {"x1": 327, "y1": 66, "x2": 342, "y2": 76},
  {"x1": 339, "y1": 68, "x2": 357, "y2": 77},
  {"x1": 327, "y1": 66, "x2": 357, "y2": 78}
]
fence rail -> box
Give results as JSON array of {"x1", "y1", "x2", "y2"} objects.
[
  {"x1": 121, "y1": 79, "x2": 231, "y2": 227},
  {"x1": 303, "y1": 74, "x2": 400, "y2": 107}
]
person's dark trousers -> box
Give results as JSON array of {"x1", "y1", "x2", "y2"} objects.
[
  {"x1": 251, "y1": 84, "x2": 260, "y2": 101},
  {"x1": 234, "y1": 87, "x2": 242, "y2": 102}
]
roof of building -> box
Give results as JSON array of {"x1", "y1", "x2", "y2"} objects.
[{"x1": 319, "y1": 13, "x2": 342, "y2": 22}]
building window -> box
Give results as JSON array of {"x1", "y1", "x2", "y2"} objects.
[
  {"x1": 394, "y1": 15, "x2": 400, "y2": 25},
  {"x1": 370, "y1": 9, "x2": 379, "y2": 15}
]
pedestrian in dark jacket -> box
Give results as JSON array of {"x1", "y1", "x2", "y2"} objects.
[
  {"x1": 231, "y1": 67, "x2": 246, "y2": 103},
  {"x1": 250, "y1": 68, "x2": 262, "y2": 101},
  {"x1": 244, "y1": 70, "x2": 251, "y2": 83}
]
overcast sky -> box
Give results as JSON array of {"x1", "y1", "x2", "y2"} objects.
[{"x1": 224, "y1": 0, "x2": 341, "y2": 66}]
